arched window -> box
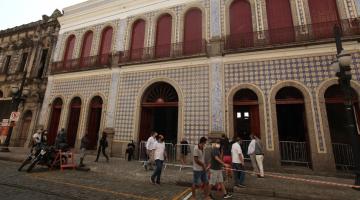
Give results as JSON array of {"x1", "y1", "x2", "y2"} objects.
[
  {"x1": 155, "y1": 14, "x2": 172, "y2": 58},
  {"x1": 99, "y1": 26, "x2": 113, "y2": 64},
  {"x1": 183, "y1": 8, "x2": 203, "y2": 55},
  {"x1": 228, "y1": 0, "x2": 253, "y2": 49},
  {"x1": 130, "y1": 19, "x2": 146, "y2": 61},
  {"x1": 80, "y1": 31, "x2": 94, "y2": 67},
  {"x1": 266, "y1": 0, "x2": 295, "y2": 44},
  {"x1": 48, "y1": 98, "x2": 63, "y2": 145},
  {"x1": 308, "y1": 0, "x2": 339, "y2": 39},
  {"x1": 63, "y1": 35, "x2": 76, "y2": 68}
]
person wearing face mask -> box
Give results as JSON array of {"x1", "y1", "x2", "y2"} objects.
[{"x1": 209, "y1": 139, "x2": 232, "y2": 199}]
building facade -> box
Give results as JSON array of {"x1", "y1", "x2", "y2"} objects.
[
  {"x1": 0, "y1": 10, "x2": 62, "y2": 147},
  {"x1": 41, "y1": 0, "x2": 360, "y2": 172}
]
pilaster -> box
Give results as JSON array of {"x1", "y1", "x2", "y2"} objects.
[
  {"x1": 105, "y1": 70, "x2": 120, "y2": 128},
  {"x1": 209, "y1": 57, "x2": 225, "y2": 135}
]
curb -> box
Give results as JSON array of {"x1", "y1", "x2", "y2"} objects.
[
  {"x1": 235, "y1": 187, "x2": 341, "y2": 200},
  {"x1": 0, "y1": 155, "x2": 23, "y2": 163}
]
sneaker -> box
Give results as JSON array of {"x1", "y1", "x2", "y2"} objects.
[
  {"x1": 150, "y1": 177, "x2": 155, "y2": 184},
  {"x1": 223, "y1": 193, "x2": 232, "y2": 199}
]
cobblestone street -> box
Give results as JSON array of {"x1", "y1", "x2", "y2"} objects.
[{"x1": 0, "y1": 160, "x2": 285, "y2": 200}]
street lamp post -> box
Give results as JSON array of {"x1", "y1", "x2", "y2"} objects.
[
  {"x1": 0, "y1": 70, "x2": 29, "y2": 152},
  {"x1": 332, "y1": 25, "x2": 360, "y2": 186}
]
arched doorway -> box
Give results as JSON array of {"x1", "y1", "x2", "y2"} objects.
[
  {"x1": 48, "y1": 98, "x2": 63, "y2": 145},
  {"x1": 233, "y1": 89, "x2": 260, "y2": 140},
  {"x1": 275, "y1": 87, "x2": 311, "y2": 166},
  {"x1": 18, "y1": 111, "x2": 32, "y2": 147},
  {"x1": 86, "y1": 96, "x2": 103, "y2": 150},
  {"x1": 0, "y1": 90, "x2": 3, "y2": 98},
  {"x1": 67, "y1": 97, "x2": 81, "y2": 148},
  {"x1": 139, "y1": 82, "x2": 179, "y2": 144},
  {"x1": 325, "y1": 85, "x2": 358, "y2": 169}
]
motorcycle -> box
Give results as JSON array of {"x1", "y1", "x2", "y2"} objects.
[
  {"x1": 26, "y1": 145, "x2": 67, "y2": 173},
  {"x1": 18, "y1": 147, "x2": 37, "y2": 171}
]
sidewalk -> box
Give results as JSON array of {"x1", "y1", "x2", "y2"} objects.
[{"x1": 1, "y1": 147, "x2": 360, "y2": 200}]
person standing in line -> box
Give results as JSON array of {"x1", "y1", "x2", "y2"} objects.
[
  {"x1": 145, "y1": 131, "x2": 158, "y2": 170},
  {"x1": 125, "y1": 140, "x2": 136, "y2": 161},
  {"x1": 79, "y1": 133, "x2": 90, "y2": 167},
  {"x1": 95, "y1": 132, "x2": 109, "y2": 162},
  {"x1": 248, "y1": 135, "x2": 265, "y2": 178},
  {"x1": 231, "y1": 137, "x2": 246, "y2": 187},
  {"x1": 180, "y1": 138, "x2": 189, "y2": 165},
  {"x1": 150, "y1": 134, "x2": 166, "y2": 185},
  {"x1": 209, "y1": 139, "x2": 232, "y2": 199},
  {"x1": 191, "y1": 137, "x2": 211, "y2": 200}
]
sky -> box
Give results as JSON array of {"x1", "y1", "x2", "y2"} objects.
[{"x1": 0, "y1": 0, "x2": 87, "y2": 30}]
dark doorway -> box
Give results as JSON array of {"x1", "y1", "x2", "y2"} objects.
[
  {"x1": 86, "y1": 96, "x2": 103, "y2": 150},
  {"x1": 139, "y1": 82, "x2": 178, "y2": 144},
  {"x1": 48, "y1": 98, "x2": 63, "y2": 145},
  {"x1": 275, "y1": 87, "x2": 311, "y2": 166},
  {"x1": 325, "y1": 85, "x2": 359, "y2": 169},
  {"x1": 233, "y1": 89, "x2": 260, "y2": 140},
  {"x1": 67, "y1": 97, "x2": 81, "y2": 148}
]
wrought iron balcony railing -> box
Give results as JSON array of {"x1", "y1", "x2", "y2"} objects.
[
  {"x1": 114, "y1": 39, "x2": 207, "y2": 64},
  {"x1": 51, "y1": 54, "x2": 112, "y2": 74},
  {"x1": 50, "y1": 18, "x2": 360, "y2": 74},
  {"x1": 224, "y1": 18, "x2": 360, "y2": 52}
]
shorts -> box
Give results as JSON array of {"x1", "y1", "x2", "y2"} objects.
[
  {"x1": 193, "y1": 170, "x2": 208, "y2": 186},
  {"x1": 209, "y1": 169, "x2": 224, "y2": 185}
]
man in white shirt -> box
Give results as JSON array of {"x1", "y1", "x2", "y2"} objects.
[
  {"x1": 145, "y1": 131, "x2": 158, "y2": 170},
  {"x1": 248, "y1": 135, "x2": 264, "y2": 178},
  {"x1": 150, "y1": 134, "x2": 166, "y2": 185},
  {"x1": 231, "y1": 137, "x2": 245, "y2": 187}
]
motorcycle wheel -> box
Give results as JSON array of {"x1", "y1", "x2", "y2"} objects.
[
  {"x1": 18, "y1": 157, "x2": 32, "y2": 172},
  {"x1": 26, "y1": 158, "x2": 39, "y2": 173}
]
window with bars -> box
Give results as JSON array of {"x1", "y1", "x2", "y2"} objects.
[{"x1": 18, "y1": 53, "x2": 28, "y2": 72}]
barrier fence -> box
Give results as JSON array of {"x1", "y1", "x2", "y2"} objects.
[
  {"x1": 332, "y1": 143, "x2": 355, "y2": 170},
  {"x1": 279, "y1": 141, "x2": 310, "y2": 167}
]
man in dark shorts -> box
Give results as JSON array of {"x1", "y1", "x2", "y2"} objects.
[
  {"x1": 209, "y1": 139, "x2": 232, "y2": 199},
  {"x1": 191, "y1": 137, "x2": 210, "y2": 200},
  {"x1": 180, "y1": 138, "x2": 189, "y2": 165}
]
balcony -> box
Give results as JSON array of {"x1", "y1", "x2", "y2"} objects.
[
  {"x1": 51, "y1": 54, "x2": 112, "y2": 74},
  {"x1": 224, "y1": 18, "x2": 360, "y2": 53},
  {"x1": 115, "y1": 39, "x2": 207, "y2": 65}
]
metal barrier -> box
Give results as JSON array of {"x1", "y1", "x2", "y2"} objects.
[
  {"x1": 175, "y1": 144, "x2": 195, "y2": 165},
  {"x1": 332, "y1": 143, "x2": 355, "y2": 170},
  {"x1": 280, "y1": 141, "x2": 310, "y2": 166},
  {"x1": 137, "y1": 141, "x2": 176, "y2": 163}
]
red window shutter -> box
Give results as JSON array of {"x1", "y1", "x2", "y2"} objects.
[
  {"x1": 183, "y1": 8, "x2": 202, "y2": 55},
  {"x1": 63, "y1": 35, "x2": 75, "y2": 62},
  {"x1": 99, "y1": 27, "x2": 113, "y2": 64},
  {"x1": 130, "y1": 19, "x2": 146, "y2": 60},
  {"x1": 266, "y1": 0, "x2": 295, "y2": 44},
  {"x1": 155, "y1": 14, "x2": 172, "y2": 58},
  {"x1": 308, "y1": 0, "x2": 339, "y2": 39},
  {"x1": 99, "y1": 27, "x2": 113, "y2": 55},
  {"x1": 80, "y1": 31, "x2": 93, "y2": 59},
  {"x1": 229, "y1": 0, "x2": 253, "y2": 48}
]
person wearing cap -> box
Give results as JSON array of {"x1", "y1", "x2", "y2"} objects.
[
  {"x1": 150, "y1": 134, "x2": 166, "y2": 185},
  {"x1": 191, "y1": 136, "x2": 210, "y2": 200},
  {"x1": 209, "y1": 139, "x2": 232, "y2": 199}
]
